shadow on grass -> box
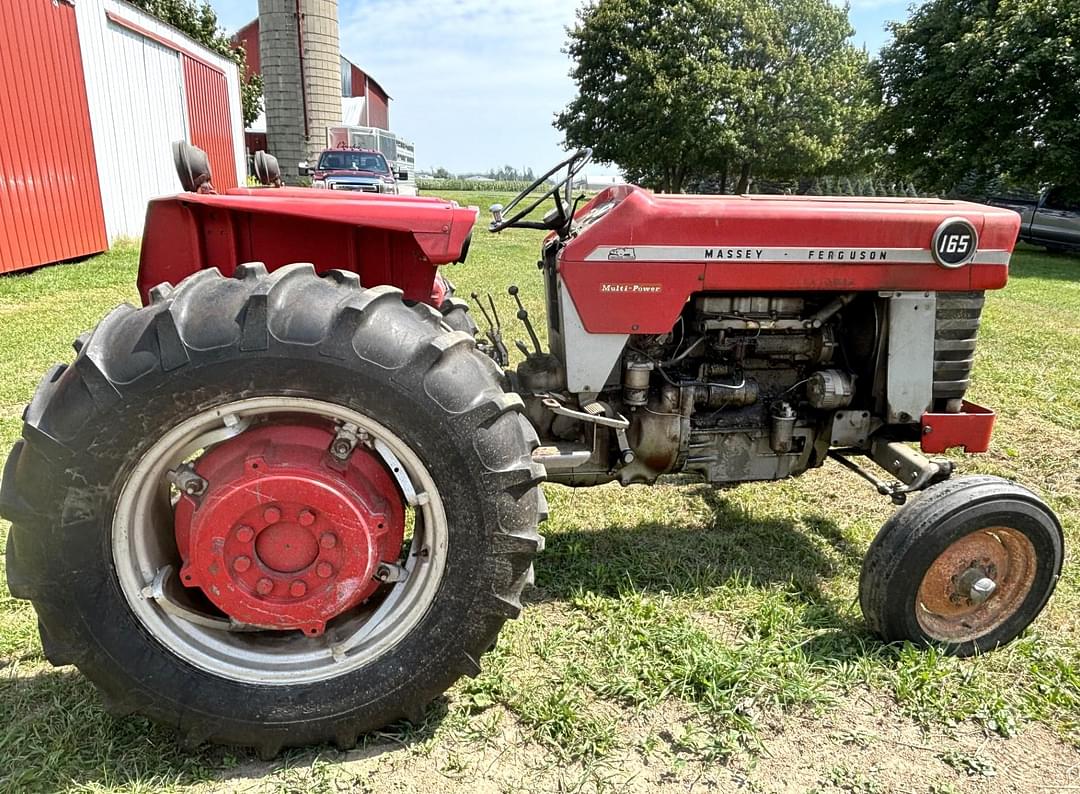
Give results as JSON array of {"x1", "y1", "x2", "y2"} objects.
[
  {"x1": 532, "y1": 483, "x2": 879, "y2": 663},
  {"x1": 0, "y1": 664, "x2": 441, "y2": 792},
  {"x1": 0, "y1": 486, "x2": 896, "y2": 790}
]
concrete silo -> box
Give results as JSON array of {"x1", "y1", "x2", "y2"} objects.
[{"x1": 258, "y1": 0, "x2": 342, "y2": 182}]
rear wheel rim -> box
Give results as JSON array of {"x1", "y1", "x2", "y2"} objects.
[
  {"x1": 112, "y1": 396, "x2": 448, "y2": 685},
  {"x1": 915, "y1": 526, "x2": 1037, "y2": 644}
]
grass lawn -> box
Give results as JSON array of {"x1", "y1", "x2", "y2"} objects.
[{"x1": 0, "y1": 191, "x2": 1077, "y2": 792}]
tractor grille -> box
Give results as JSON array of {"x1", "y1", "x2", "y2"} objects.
[{"x1": 933, "y1": 291, "x2": 985, "y2": 410}]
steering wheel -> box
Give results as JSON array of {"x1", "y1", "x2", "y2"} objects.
[{"x1": 489, "y1": 148, "x2": 592, "y2": 234}]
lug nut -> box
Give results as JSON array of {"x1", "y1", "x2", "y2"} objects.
[
  {"x1": 298, "y1": 509, "x2": 316, "y2": 526},
  {"x1": 256, "y1": 577, "x2": 274, "y2": 595},
  {"x1": 263, "y1": 506, "x2": 281, "y2": 524},
  {"x1": 236, "y1": 525, "x2": 254, "y2": 543},
  {"x1": 289, "y1": 581, "x2": 307, "y2": 598},
  {"x1": 969, "y1": 577, "x2": 997, "y2": 604},
  {"x1": 316, "y1": 562, "x2": 334, "y2": 579},
  {"x1": 233, "y1": 555, "x2": 251, "y2": 573},
  {"x1": 169, "y1": 465, "x2": 207, "y2": 496},
  {"x1": 319, "y1": 532, "x2": 338, "y2": 549}
]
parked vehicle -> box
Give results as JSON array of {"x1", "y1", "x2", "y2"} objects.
[
  {"x1": 988, "y1": 185, "x2": 1080, "y2": 251},
  {"x1": 0, "y1": 144, "x2": 1063, "y2": 756},
  {"x1": 302, "y1": 146, "x2": 406, "y2": 193}
]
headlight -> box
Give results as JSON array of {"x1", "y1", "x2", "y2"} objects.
[{"x1": 313, "y1": 179, "x2": 327, "y2": 189}]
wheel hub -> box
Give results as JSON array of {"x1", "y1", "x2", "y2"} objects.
[
  {"x1": 174, "y1": 423, "x2": 405, "y2": 636},
  {"x1": 916, "y1": 526, "x2": 1037, "y2": 641}
]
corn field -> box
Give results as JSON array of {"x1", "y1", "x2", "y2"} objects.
[{"x1": 417, "y1": 178, "x2": 536, "y2": 192}]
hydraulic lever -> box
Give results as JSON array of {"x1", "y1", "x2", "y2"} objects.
[
  {"x1": 470, "y1": 291, "x2": 509, "y2": 367},
  {"x1": 508, "y1": 285, "x2": 544, "y2": 354}
]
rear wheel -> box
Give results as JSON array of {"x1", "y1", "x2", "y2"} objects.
[
  {"x1": 1, "y1": 264, "x2": 545, "y2": 754},
  {"x1": 860, "y1": 476, "x2": 1063, "y2": 656}
]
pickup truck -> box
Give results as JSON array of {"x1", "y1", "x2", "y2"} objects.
[
  {"x1": 988, "y1": 185, "x2": 1080, "y2": 252},
  {"x1": 300, "y1": 147, "x2": 406, "y2": 194}
]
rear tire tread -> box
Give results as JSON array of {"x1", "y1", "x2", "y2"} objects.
[{"x1": 3, "y1": 264, "x2": 544, "y2": 755}]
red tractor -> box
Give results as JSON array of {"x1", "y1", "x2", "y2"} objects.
[{"x1": 1, "y1": 145, "x2": 1063, "y2": 755}]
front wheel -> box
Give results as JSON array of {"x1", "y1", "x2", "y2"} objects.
[
  {"x1": 1, "y1": 264, "x2": 545, "y2": 755},
  {"x1": 860, "y1": 475, "x2": 1063, "y2": 656}
]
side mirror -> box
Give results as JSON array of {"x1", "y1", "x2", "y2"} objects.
[
  {"x1": 396, "y1": 170, "x2": 409, "y2": 181},
  {"x1": 298, "y1": 161, "x2": 313, "y2": 177}
]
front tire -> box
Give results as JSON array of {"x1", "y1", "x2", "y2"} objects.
[
  {"x1": 1, "y1": 264, "x2": 545, "y2": 754},
  {"x1": 860, "y1": 475, "x2": 1063, "y2": 656}
]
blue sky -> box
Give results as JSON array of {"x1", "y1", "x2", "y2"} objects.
[{"x1": 210, "y1": 0, "x2": 914, "y2": 174}]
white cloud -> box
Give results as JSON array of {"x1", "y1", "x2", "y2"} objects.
[
  {"x1": 210, "y1": 0, "x2": 915, "y2": 172},
  {"x1": 338, "y1": 0, "x2": 583, "y2": 172}
]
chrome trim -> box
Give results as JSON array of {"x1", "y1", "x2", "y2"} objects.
[{"x1": 582, "y1": 245, "x2": 1008, "y2": 265}]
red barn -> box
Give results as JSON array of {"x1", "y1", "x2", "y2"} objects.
[{"x1": 0, "y1": 0, "x2": 245, "y2": 274}]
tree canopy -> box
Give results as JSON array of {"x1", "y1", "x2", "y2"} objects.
[
  {"x1": 872, "y1": 0, "x2": 1080, "y2": 194},
  {"x1": 486, "y1": 165, "x2": 537, "y2": 181},
  {"x1": 556, "y1": 0, "x2": 871, "y2": 193},
  {"x1": 128, "y1": 0, "x2": 263, "y2": 128}
]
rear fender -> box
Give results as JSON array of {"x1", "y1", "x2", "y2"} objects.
[{"x1": 137, "y1": 190, "x2": 478, "y2": 305}]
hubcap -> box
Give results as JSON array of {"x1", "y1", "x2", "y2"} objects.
[
  {"x1": 916, "y1": 526, "x2": 1037, "y2": 643},
  {"x1": 111, "y1": 397, "x2": 449, "y2": 685},
  {"x1": 173, "y1": 424, "x2": 405, "y2": 636}
]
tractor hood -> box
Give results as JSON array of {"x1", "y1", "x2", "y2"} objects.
[{"x1": 559, "y1": 185, "x2": 1020, "y2": 334}]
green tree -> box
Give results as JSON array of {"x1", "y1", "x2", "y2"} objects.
[
  {"x1": 556, "y1": 0, "x2": 870, "y2": 193},
  {"x1": 872, "y1": 0, "x2": 1080, "y2": 194},
  {"x1": 488, "y1": 164, "x2": 526, "y2": 180},
  {"x1": 128, "y1": 0, "x2": 263, "y2": 128}
]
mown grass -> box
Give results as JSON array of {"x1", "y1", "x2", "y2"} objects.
[{"x1": 0, "y1": 195, "x2": 1077, "y2": 792}]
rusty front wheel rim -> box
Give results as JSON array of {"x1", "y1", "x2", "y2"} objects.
[{"x1": 916, "y1": 526, "x2": 1037, "y2": 644}]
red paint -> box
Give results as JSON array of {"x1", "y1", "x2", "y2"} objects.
[
  {"x1": 0, "y1": 0, "x2": 106, "y2": 273},
  {"x1": 430, "y1": 272, "x2": 451, "y2": 307},
  {"x1": 232, "y1": 18, "x2": 261, "y2": 80},
  {"x1": 367, "y1": 90, "x2": 390, "y2": 131},
  {"x1": 348, "y1": 61, "x2": 391, "y2": 129},
  {"x1": 356, "y1": 62, "x2": 392, "y2": 130},
  {"x1": 137, "y1": 189, "x2": 478, "y2": 304},
  {"x1": 349, "y1": 62, "x2": 365, "y2": 99},
  {"x1": 920, "y1": 401, "x2": 996, "y2": 454},
  {"x1": 183, "y1": 56, "x2": 239, "y2": 191},
  {"x1": 174, "y1": 423, "x2": 405, "y2": 635},
  {"x1": 245, "y1": 132, "x2": 268, "y2": 153},
  {"x1": 559, "y1": 186, "x2": 1019, "y2": 334}
]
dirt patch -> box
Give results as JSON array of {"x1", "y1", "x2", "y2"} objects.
[
  {"x1": 203, "y1": 693, "x2": 1079, "y2": 793},
  {"x1": 733, "y1": 690, "x2": 1080, "y2": 793}
]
